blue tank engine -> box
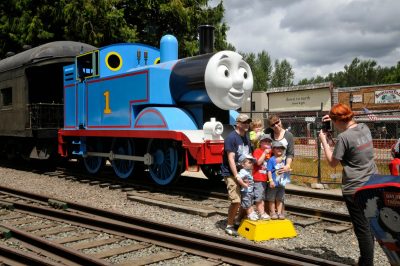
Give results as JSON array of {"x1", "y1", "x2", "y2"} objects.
[{"x1": 59, "y1": 29, "x2": 253, "y2": 185}]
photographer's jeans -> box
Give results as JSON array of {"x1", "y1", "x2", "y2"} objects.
[{"x1": 344, "y1": 194, "x2": 375, "y2": 266}]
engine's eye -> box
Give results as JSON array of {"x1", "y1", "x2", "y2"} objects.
[
  {"x1": 239, "y1": 67, "x2": 248, "y2": 79},
  {"x1": 217, "y1": 65, "x2": 230, "y2": 78}
]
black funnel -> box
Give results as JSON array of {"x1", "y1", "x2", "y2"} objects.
[{"x1": 198, "y1": 25, "x2": 214, "y2": 54}]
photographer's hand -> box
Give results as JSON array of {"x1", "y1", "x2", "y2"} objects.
[
  {"x1": 319, "y1": 129, "x2": 340, "y2": 168},
  {"x1": 322, "y1": 114, "x2": 331, "y2": 122},
  {"x1": 319, "y1": 129, "x2": 328, "y2": 144}
]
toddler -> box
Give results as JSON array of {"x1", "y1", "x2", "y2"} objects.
[
  {"x1": 236, "y1": 154, "x2": 259, "y2": 221},
  {"x1": 252, "y1": 134, "x2": 273, "y2": 220},
  {"x1": 249, "y1": 119, "x2": 264, "y2": 149},
  {"x1": 267, "y1": 141, "x2": 291, "y2": 220}
]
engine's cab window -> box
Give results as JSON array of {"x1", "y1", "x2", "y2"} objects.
[{"x1": 76, "y1": 50, "x2": 99, "y2": 81}]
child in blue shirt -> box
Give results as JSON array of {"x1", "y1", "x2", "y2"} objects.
[{"x1": 267, "y1": 141, "x2": 291, "y2": 219}]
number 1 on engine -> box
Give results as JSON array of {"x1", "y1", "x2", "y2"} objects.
[{"x1": 103, "y1": 91, "x2": 112, "y2": 114}]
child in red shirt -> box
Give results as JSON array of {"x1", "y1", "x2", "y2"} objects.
[
  {"x1": 252, "y1": 134, "x2": 273, "y2": 219},
  {"x1": 389, "y1": 139, "x2": 400, "y2": 175}
]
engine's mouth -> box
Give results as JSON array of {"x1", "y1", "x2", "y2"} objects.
[{"x1": 229, "y1": 89, "x2": 244, "y2": 99}]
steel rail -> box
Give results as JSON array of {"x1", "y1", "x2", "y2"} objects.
[
  {"x1": 0, "y1": 187, "x2": 346, "y2": 266},
  {"x1": 0, "y1": 244, "x2": 65, "y2": 266},
  {"x1": 154, "y1": 185, "x2": 351, "y2": 223}
]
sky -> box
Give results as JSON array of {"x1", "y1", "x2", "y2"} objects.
[{"x1": 209, "y1": 0, "x2": 400, "y2": 83}]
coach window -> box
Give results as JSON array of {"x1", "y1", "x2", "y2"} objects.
[
  {"x1": 76, "y1": 50, "x2": 99, "y2": 81},
  {"x1": 1, "y1": 87, "x2": 12, "y2": 108}
]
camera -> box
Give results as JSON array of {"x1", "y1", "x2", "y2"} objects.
[
  {"x1": 316, "y1": 117, "x2": 332, "y2": 132},
  {"x1": 321, "y1": 120, "x2": 331, "y2": 132}
]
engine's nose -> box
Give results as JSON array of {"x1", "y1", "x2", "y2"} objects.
[{"x1": 169, "y1": 53, "x2": 214, "y2": 104}]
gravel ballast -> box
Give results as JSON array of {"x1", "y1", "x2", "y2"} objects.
[{"x1": 0, "y1": 166, "x2": 390, "y2": 265}]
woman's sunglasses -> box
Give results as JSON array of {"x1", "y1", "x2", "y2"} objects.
[{"x1": 270, "y1": 120, "x2": 280, "y2": 127}]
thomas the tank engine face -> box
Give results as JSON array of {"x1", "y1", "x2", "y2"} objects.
[{"x1": 205, "y1": 51, "x2": 253, "y2": 110}]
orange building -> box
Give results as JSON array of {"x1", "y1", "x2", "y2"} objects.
[{"x1": 336, "y1": 83, "x2": 400, "y2": 139}]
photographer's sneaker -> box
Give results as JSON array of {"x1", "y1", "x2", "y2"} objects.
[{"x1": 247, "y1": 211, "x2": 259, "y2": 221}]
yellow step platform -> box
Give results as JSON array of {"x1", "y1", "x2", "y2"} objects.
[{"x1": 238, "y1": 219, "x2": 297, "y2": 241}]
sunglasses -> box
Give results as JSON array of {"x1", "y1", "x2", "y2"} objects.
[{"x1": 270, "y1": 120, "x2": 280, "y2": 127}]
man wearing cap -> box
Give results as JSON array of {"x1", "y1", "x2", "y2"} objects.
[{"x1": 221, "y1": 113, "x2": 252, "y2": 236}]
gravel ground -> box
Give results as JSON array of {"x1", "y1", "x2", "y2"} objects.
[{"x1": 0, "y1": 166, "x2": 390, "y2": 265}]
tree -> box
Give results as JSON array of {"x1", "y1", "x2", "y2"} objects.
[
  {"x1": 382, "y1": 62, "x2": 400, "y2": 84},
  {"x1": 343, "y1": 57, "x2": 378, "y2": 86},
  {"x1": 243, "y1": 52, "x2": 256, "y2": 74},
  {"x1": 0, "y1": 0, "x2": 229, "y2": 59},
  {"x1": 297, "y1": 75, "x2": 325, "y2": 85},
  {"x1": 0, "y1": 0, "x2": 137, "y2": 57},
  {"x1": 297, "y1": 57, "x2": 400, "y2": 87},
  {"x1": 254, "y1": 50, "x2": 272, "y2": 91},
  {"x1": 270, "y1": 59, "x2": 294, "y2": 87},
  {"x1": 122, "y1": 0, "x2": 229, "y2": 57},
  {"x1": 243, "y1": 50, "x2": 272, "y2": 91}
]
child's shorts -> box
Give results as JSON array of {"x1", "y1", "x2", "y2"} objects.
[
  {"x1": 253, "y1": 182, "x2": 267, "y2": 202},
  {"x1": 241, "y1": 190, "x2": 255, "y2": 209},
  {"x1": 266, "y1": 186, "x2": 285, "y2": 202}
]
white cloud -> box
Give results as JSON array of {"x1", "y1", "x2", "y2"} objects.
[{"x1": 211, "y1": 0, "x2": 400, "y2": 83}]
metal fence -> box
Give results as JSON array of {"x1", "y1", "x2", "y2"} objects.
[{"x1": 242, "y1": 110, "x2": 399, "y2": 185}]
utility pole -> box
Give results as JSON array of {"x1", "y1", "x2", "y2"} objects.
[
  {"x1": 349, "y1": 92, "x2": 353, "y2": 109},
  {"x1": 250, "y1": 91, "x2": 253, "y2": 118}
]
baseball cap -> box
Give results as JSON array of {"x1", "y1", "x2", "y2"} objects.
[
  {"x1": 259, "y1": 134, "x2": 273, "y2": 142},
  {"x1": 236, "y1": 114, "x2": 252, "y2": 123},
  {"x1": 272, "y1": 141, "x2": 285, "y2": 149},
  {"x1": 238, "y1": 154, "x2": 256, "y2": 163}
]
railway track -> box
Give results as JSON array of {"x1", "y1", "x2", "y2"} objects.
[
  {"x1": 51, "y1": 165, "x2": 351, "y2": 224},
  {"x1": 0, "y1": 158, "x2": 352, "y2": 229},
  {"x1": 0, "y1": 187, "x2": 346, "y2": 266},
  {"x1": 1, "y1": 159, "x2": 351, "y2": 225}
]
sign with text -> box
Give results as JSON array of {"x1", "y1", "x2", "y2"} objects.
[
  {"x1": 375, "y1": 89, "x2": 400, "y2": 104},
  {"x1": 352, "y1": 94, "x2": 363, "y2": 103},
  {"x1": 268, "y1": 88, "x2": 331, "y2": 112}
]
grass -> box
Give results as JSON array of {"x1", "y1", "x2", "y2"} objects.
[{"x1": 291, "y1": 156, "x2": 390, "y2": 187}]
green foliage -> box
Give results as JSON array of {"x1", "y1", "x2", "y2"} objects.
[
  {"x1": 246, "y1": 51, "x2": 272, "y2": 91},
  {"x1": 382, "y1": 62, "x2": 400, "y2": 84},
  {"x1": 270, "y1": 59, "x2": 294, "y2": 87},
  {"x1": 122, "y1": 0, "x2": 229, "y2": 57},
  {"x1": 0, "y1": 0, "x2": 138, "y2": 57},
  {"x1": 297, "y1": 57, "x2": 400, "y2": 87},
  {"x1": 0, "y1": 0, "x2": 229, "y2": 58},
  {"x1": 298, "y1": 75, "x2": 325, "y2": 85}
]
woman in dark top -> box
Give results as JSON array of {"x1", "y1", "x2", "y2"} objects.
[
  {"x1": 264, "y1": 115, "x2": 294, "y2": 172},
  {"x1": 319, "y1": 103, "x2": 376, "y2": 266}
]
